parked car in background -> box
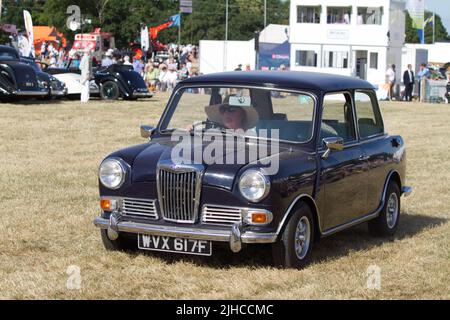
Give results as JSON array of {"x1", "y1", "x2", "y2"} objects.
[
  {"x1": 0, "y1": 45, "x2": 48, "y2": 101},
  {"x1": 20, "y1": 57, "x2": 67, "y2": 99},
  {"x1": 45, "y1": 60, "x2": 152, "y2": 100},
  {"x1": 93, "y1": 64, "x2": 152, "y2": 100},
  {"x1": 94, "y1": 71, "x2": 412, "y2": 268}
]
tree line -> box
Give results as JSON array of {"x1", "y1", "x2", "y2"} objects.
[{"x1": 0, "y1": 0, "x2": 448, "y2": 48}]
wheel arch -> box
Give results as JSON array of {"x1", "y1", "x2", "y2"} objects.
[
  {"x1": 276, "y1": 194, "x2": 322, "y2": 242},
  {"x1": 383, "y1": 170, "x2": 402, "y2": 203}
]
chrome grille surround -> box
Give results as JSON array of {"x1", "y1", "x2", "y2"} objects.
[
  {"x1": 201, "y1": 205, "x2": 243, "y2": 226},
  {"x1": 122, "y1": 198, "x2": 158, "y2": 220},
  {"x1": 157, "y1": 162, "x2": 204, "y2": 224}
]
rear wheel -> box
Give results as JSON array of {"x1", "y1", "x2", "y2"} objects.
[
  {"x1": 272, "y1": 204, "x2": 314, "y2": 269},
  {"x1": 100, "y1": 81, "x2": 120, "y2": 100},
  {"x1": 368, "y1": 181, "x2": 401, "y2": 237}
]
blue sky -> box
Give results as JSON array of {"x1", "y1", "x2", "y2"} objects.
[{"x1": 425, "y1": 0, "x2": 450, "y2": 33}]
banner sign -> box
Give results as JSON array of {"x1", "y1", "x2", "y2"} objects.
[
  {"x1": 141, "y1": 26, "x2": 150, "y2": 51},
  {"x1": 406, "y1": 0, "x2": 425, "y2": 30},
  {"x1": 23, "y1": 10, "x2": 35, "y2": 57}
]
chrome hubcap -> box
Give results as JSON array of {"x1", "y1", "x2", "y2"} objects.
[
  {"x1": 386, "y1": 193, "x2": 399, "y2": 229},
  {"x1": 294, "y1": 216, "x2": 311, "y2": 260},
  {"x1": 103, "y1": 84, "x2": 117, "y2": 99}
]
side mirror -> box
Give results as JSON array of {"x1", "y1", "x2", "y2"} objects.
[
  {"x1": 140, "y1": 125, "x2": 156, "y2": 139},
  {"x1": 322, "y1": 137, "x2": 344, "y2": 159}
]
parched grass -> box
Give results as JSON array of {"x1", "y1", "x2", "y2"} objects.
[{"x1": 0, "y1": 95, "x2": 449, "y2": 299}]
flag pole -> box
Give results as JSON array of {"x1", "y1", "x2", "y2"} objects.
[
  {"x1": 433, "y1": 13, "x2": 435, "y2": 44},
  {"x1": 178, "y1": 12, "x2": 181, "y2": 45}
]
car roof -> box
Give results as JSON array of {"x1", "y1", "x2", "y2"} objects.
[
  {"x1": 0, "y1": 45, "x2": 20, "y2": 58},
  {"x1": 181, "y1": 71, "x2": 375, "y2": 92}
]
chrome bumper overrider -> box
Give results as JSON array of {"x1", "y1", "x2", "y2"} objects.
[
  {"x1": 133, "y1": 92, "x2": 153, "y2": 98},
  {"x1": 51, "y1": 88, "x2": 68, "y2": 96},
  {"x1": 94, "y1": 215, "x2": 277, "y2": 253}
]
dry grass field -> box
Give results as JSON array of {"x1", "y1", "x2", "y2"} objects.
[{"x1": 0, "y1": 93, "x2": 449, "y2": 300}]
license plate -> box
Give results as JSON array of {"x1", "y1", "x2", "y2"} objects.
[{"x1": 138, "y1": 234, "x2": 212, "y2": 256}]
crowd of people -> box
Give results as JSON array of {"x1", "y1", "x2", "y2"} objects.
[
  {"x1": 96, "y1": 44, "x2": 201, "y2": 93},
  {"x1": 385, "y1": 62, "x2": 450, "y2": 103}
]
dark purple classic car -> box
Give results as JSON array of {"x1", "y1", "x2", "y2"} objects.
[{"x1": 94, "y1": 71, "x2": 412, "y2": 268}]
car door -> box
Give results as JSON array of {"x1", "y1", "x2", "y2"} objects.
[
  {"x1": 354, "y1": 90, "x2": 389, "y2": 214},
  {"x1": 318, "y1": 92, "x2": 370, "y2": 231}
]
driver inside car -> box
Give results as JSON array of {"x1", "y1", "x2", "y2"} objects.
[{"x1": 204, "y1": 100, "x2": 259, "y2": 131}]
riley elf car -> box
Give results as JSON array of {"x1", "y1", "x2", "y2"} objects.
[{"x1": 94, "y1": 71, "x2": 412, "y2": 268}]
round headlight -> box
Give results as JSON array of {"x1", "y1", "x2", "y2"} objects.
[
  {"x1": 99, "y1": 159, "x2": 126, "y2": 190},
  {"x1": 239, "y1": 170, "x2": 270, "y2": 203}
]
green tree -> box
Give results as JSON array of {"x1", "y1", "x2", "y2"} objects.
[
  {"x1": 405, "y1": 11, "x2": 420, "y2": 43},
  {"x1": 405, "y1": 10, "x2": 449, "y2": 44},
  {"x1": 423, "y1": 11, "x2": 450, "y2": 43}
]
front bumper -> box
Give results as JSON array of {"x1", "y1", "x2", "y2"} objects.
[
  {"x1": 132, "y1": 91, "x2": 153, "y2": 98},
  {"x1": 13, "y1": 90, "x2": 48, "y2": 96},
  {"x1": 94, "y1": 215, "x2": 277, "y2": 253},
  {"x1": 51, "y1": 88, "x2": 68, "y2": 97}
]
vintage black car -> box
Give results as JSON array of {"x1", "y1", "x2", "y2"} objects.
[
  {"x1": 19, "y1": 57, "x2": 67, "y2": 99},
  {"x1": 93, "y1": 64, "x2": 153, "y2": 100},
  {"x1": 46, "y1": 60, "x2": 152, "y2": 100},
  {"x1": 94, "y1": 71, "x2": 412, "y2": 268},
  {"x1": 0, "y1": 45, "x2": 49, "y2": 100}
]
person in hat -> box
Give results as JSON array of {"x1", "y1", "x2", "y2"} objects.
[
  {"x1": 234, "y1": 64, "x2": 243, "y2": 72},
  {"x1": 204, "y1": 98, "x2": 259, "y2": 131},
  {"x1": 101, "y1": 49, "x2": 114, "y2": 67}
]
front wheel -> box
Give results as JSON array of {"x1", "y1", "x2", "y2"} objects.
[
  {"x1": 272, "y1": 204, "x2": 314, "y2": 269},
  {"x1": 368, "y1": 181, "x2": 401, "y2": 237},
  {"x1": 100, "y1": 81, "x2": 120, "y2": 100}
]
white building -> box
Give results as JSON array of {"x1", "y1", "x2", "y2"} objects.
[{"x1": 289, "y1": 0, "x2": 405, "y2": 86}]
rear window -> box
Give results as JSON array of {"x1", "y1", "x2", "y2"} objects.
[{"x1": 355, "y1": 91, "x2": 384, "y2": 139}]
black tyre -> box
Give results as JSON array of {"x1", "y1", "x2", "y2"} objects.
[
  {"x1": 368, "y1": 181, "x2": 401, "y2": 237},
  {"x1": 272, "y1": 204, "x2": 315, "y2": 269},
  {"x1": 100, "y1": 229, "x2": 133, "y2": 251},
  {"x1": 100, "y1": 81, "x2": 120, "y2": 100}
]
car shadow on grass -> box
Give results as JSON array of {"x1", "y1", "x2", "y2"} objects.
[
  {"x1": 132, "y1": 212, "x2": 448, "y2": 269},
  {"x1": 1, "y1": 98, "x2": 64, "y2": 105}
]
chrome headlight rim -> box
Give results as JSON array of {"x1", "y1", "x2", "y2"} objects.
[
  {"x1": 238, "y1": 169, "x2": 271, "y2": 203},
  {"x1": 99, "y1": 158, "x2": 128, "y2": 190}
]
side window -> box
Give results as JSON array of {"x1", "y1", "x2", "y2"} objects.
[
  {"x1": 355, "y1": 91, "x2": 384, "y2": 139},
  {"x1": 321, "y1": 93, "x2": 356, "y2": 143}
]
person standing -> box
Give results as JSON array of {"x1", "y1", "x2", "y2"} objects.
[
  {"x1": 403, "y1": 64, "x2": 415, "y2": 102},
  {"x1": 417, "y1": 63, "x2": 430, "y2": 101},
  {"x1": 385, "y1": 64, "x2": 396, "y2": 101},
  {"x1": 79, "y1": 48, "x2": 92, "y2": 103}
]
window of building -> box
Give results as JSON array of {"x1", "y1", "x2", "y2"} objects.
[
  {"x1": 354, "y1": 91, "x2": 384, "y2": 139},
  {"x1": 324, "y1": 51, "x2": 349, "y2": 68},
  {"x1": 327, "y1": 6, "x2": 352, "y2": 24},
  {"x1": 370, "y1": 52, "x2": 378, "y2": 69},
  {"x1": 297, "y1": 6, "x2": 321, "y2": 24},
  {"x1": 357, "y1": 7, "x2": 383, "y2": 25},
  {"x1": 295, "y1": 50, "x2": 317, "y2": 67}
]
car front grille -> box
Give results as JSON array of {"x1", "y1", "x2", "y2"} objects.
[
  {"x1": 122, "y1": 198, "x2": 158, "y2": 220},
  {"x1": 157, "y1": 167, "x2": 201, "y2": 223},
  {"x1": 202, "y1": 205, "x2": 243, "y2": 226}
]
